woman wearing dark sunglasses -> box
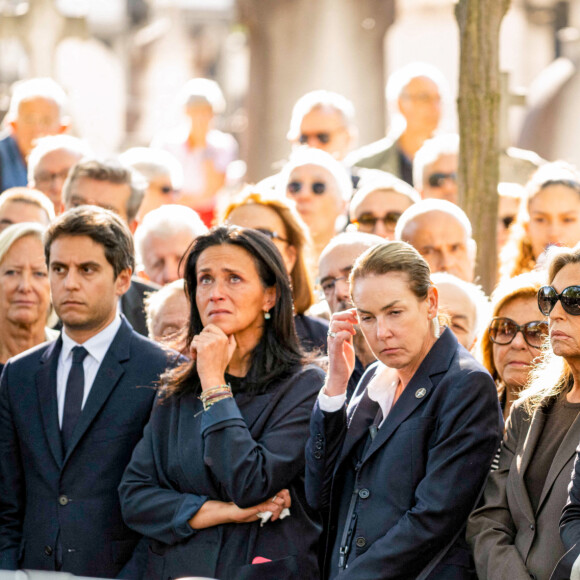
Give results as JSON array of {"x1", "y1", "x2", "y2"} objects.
[
  {"x1": 468, "y1": 245, "x2": 580, "y2": 580},
  {"x1": 479, "y1": 271, "x2": 547, "y2": 421},
  {"x1": 279, "y1": 148, "x2": 352, "y2": 277}
]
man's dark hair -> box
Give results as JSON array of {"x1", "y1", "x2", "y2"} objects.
[
  {"x1": 62, "y1": 158, "x2": 147, "y2": 223},
  {"x1": 44, "y1": 206, "x2": 135, "y2": 278},
  {"x1": 163, "y1": 225, "x2": 305, "y2": 398}
]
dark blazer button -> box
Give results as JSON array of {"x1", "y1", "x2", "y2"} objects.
[
  {"x1": 355, "y1": 537, "x2": 367, "y2": 548},
  {"x1": 314, "y1": 451, "x2": 322, "y2": 459},
  {"x1": 44, "y1": 545, "x2": 53, "y2": 556},
  {"x1": 315, "y1": 442, "x2": 323, "y2": 450},
  {"x1": 359, "y1": 488, "x2": 370, "y2": 499},
  {"x1": 58, "y1": 495, "x2": 69, "y2": 506},
  {"x1": 529, "y1": 524, "x2": 535, "y2": 531}
]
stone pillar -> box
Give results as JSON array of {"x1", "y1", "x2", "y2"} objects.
[{"x1": 238, "y1": 0, "x2": 394, "y2": 181}]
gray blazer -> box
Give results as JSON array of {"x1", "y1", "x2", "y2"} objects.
[{"x1": 467, "y1": 398, "x2": 580, "y2": 580}]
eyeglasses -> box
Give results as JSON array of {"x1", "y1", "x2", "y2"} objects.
[
  {"x1": 34, "y1": 168, "x2": 70, "y2": 185},
  {"x1": 287, "y1": 181, "x2": 326, "y2": 195},
  {"x1": 401, "y1": 93, "x2": 441, "y2": 105},
  {"x1": 353, "y1": 211, "x2": 401, "y2": 231},
  {"x1": 538, "y1": 285, "x2": 580, "y2": 316},
  {"x1": 299, "y1": 132, "x2": 331, "y2": 145},
  {"x1": 500, "y1": 215, "x2": 515, "y2": 229},
  {"x1": 427, "y1": 172, "x2": 457, "y2": 188},
  {"x1": 159, "y1": 185, "x2": 176, "y2": 195},
  {"x1": 320, "y1": 275, "x2": 350, "y2": 299},
  {"x1": 255, "y1": 228, "x2": 290, "y2": 244},
  {"x1": 488, "y1": 317, "x2": 548, "y2": 348}
]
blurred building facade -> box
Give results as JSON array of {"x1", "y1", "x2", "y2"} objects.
[{"x1": 0, "y1": 0, "x2": 578, "y2": 177}]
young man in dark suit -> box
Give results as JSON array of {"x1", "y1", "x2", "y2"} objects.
[{"x1": 0, "y1": 206, "x2": 176, "y2": 577}]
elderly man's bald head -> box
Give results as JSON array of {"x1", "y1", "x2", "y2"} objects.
[{"x1": 395, "y1": 199, "x2": 476, "y2": 282}]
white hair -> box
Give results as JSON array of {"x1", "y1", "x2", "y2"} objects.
[
  {"x1": 134, "y1": 205, "x2": 208, "y2": 265},
  {"x1": 385, "y1": 62, "x2": 449, "y2": 108},
  {"x1": 395, "y1": 198, "x2": 473, "y2": 241},
  {"x1": 0, "y1": 187, "x2": 55, "y2": 223},
  {"x1": 287, "y1": 90, "x2": 356, "y2": 141},
  {"x1": 6, "y1": 77, "x2": 68, "y2": 122},
  {"x1": 319, "y1": 231, "x2": 383, "y2": 265},
  {"x1": 179, "y1": 78, "x2": 226, "y2": 115},
  {"x1": 119, "y1": 147, "x2": 184, "y2": 190},
  {"x1": 431, "y1": 272, "x2": 490, "y2": 340},
  {"x1": 349, "y1": 173, "x2": 420, "y2": 221},
  {"x1": 412, "y1": 133, "x2": 459, "y2": 189},
  {"x1": 144, "y1": 278, "x2": 186, "y2": 339},
  {"x1": 27, "y1": 135, "x2": 92, "y2": 184},
  {"x1": 277, "y1": 147, "x2": 353, "y2": 202}
]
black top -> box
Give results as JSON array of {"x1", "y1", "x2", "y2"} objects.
[{"x1": 120, "y1": 363, "x2": 325, "y2": 580}]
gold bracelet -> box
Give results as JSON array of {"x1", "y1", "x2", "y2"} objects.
[
  {"x1": 199, "y1": 384, "x2": 231, "y2": 402},
  {"x1": 203, "y1": 393, "x2": 233, "y2": 411}
]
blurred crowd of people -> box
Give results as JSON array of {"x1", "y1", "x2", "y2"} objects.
[{"x1": 1, "y1": 64, "x2": 580, "y2": 580}]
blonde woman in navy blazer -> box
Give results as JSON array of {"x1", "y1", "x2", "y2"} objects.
[{"x1": 306, "y1": 241, "x2": 502, "y2": 579}]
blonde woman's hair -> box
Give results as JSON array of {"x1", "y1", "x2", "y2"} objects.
[
  {"x1": 0, "y1": 222, "x2": 46, "y2": 264},
  {"x1": 351, "y1": 240, "x2": 430, "y2": 299},
  {"x1": 519, "y1": 244, "x2": 580, "y2": 413}
]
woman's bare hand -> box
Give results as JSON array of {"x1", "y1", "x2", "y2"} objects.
[
  {"x1": 190, "y1": 324, "x2": 237, "y2": 390},
  {"x1": 325, "y1": 308, "x2": 358, "y2": 397}
]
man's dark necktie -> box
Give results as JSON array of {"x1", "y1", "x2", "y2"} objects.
[{"x1": 62, "y1": 346, "x2": 88, "y2": 452}]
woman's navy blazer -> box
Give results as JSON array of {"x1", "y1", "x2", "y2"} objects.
[
  {"x1": 120, "y1": 364, "x2": 325, "y2": 580},
  {"x1": 305, "y1": 328, "x2": 503, "y2": 579}
]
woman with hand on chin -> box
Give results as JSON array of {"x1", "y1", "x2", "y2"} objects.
[
  {"x1": 305, "y1": 241, "x2": 501, "y2": 579},
  {"x1": 120, "y1": 226, "x2": 324, "y2": 580}
]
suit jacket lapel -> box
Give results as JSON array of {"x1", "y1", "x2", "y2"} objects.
[
  {"x1": 537, "y1": 409, "x2": 580, "y2": 513},
  {"x1": 514, "y1": 407, "x2": 546, "y2": 522},
  {"x1": 338, "y1": 389, "x2": 381, "y2": 465},
  {"x1": 362, "y1": 328, "x2": 455, "y2": 466},
  {"x1": 36, "y1": 338, "x2": 64, "y2": 466},
  {"x1": 63, "y1": 320, "x2": 132, "y2": 465}
]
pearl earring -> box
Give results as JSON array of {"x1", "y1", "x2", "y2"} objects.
[{"x1": 264, "y1": 310, "x2": 271, "y2": 320}]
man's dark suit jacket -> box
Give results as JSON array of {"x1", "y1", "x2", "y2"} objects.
[
  {"x1": 0, "y1": 316, "x2": 175, "y2": 578},
  {"x1": 121, "y1": 278, "x2": 159, "y2": 337},
  {"x1": 305, "y1": 328, "x2": 503, "y2": 580}
]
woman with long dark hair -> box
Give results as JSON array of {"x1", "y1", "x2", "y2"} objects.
[{"x1": 120, "y1": 226, "x2": 324, "y2": 580}]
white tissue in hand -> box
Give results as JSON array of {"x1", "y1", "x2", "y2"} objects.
[{"x1": 256, "y1": 508, "x2": 290, "y2": 527}]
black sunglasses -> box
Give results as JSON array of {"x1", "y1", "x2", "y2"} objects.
[
  {"x1": 500, "y1": 215, "x2": 515, "y2": 229},
  {"x1": 287, "y1": 181, "x2": 326, "y2": 195},
  {"x1": 488, "y1": 317, "x2": 548, "y2": 348},
  {"x1": 299, "y1": 132, "x2": 330, "y2": 145},
  {"x1": 428, "y1": 172, "x2": 457, "y2": 188},
  {"x1": 255, "y1": 228, "x2": 290, "y2": 244},
  {"x1": 354, "y1": 211, "x2": 402, "y2": 230},
  {"x1": 538, "y1": 285, "x2": 580, "y2": 316}
]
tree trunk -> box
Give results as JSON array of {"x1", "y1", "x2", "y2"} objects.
[
  {"x1": 455, "y1": 0, "x2": 511, "y2": 294},
  {"x1": 237, "y1": 0, "x2": 394, "y2": 182}
]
